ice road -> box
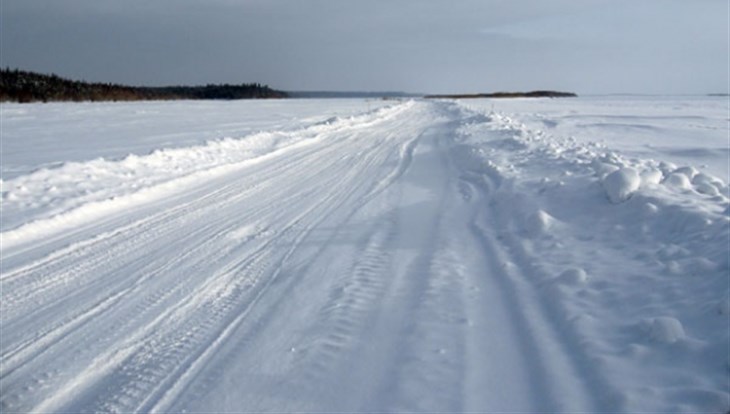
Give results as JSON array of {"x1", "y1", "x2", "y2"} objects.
[{"x1": 1, "y1": 98, "x2": 728, "y2": 413}]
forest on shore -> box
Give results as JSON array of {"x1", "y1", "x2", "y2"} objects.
[
  {"x1": 424, "y1": 90, "x2": 577, "y2": 99},
  {"x1": 0, "y1": 68, "x2": 288, "y2": 102},
  {"x1": 0, "y1": 68, "x2": 583, "y2": 103}
]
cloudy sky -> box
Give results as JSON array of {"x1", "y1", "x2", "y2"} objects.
[{"x1": 1, "y1": 0, "x2": 727, "y2": 94}]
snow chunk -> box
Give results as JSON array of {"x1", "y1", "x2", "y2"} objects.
[
  {"x1": 658, "y1": 161, "x2": 678, "y2": 175},
  {"x1": 227, "y1": 223, "x2": 259, "y2": 241},
  {"x1": 644, "y1": 317, "x2": 685, "y2": 344},
  {"x1": 673, "y1": 166, "x2": 699, "y2": 180},
  {"x1": 664, "y1": 173, "x2": 692, "y2": 190},
  {"x1": 524, "y1": 209, "x2": 555, "y2": 236},
  {"x1": 640, "y1": 168, "x2": 663, "y2": 186},
  {"x1": 692, "y1": 173, "x2": 723, "y2": 196},
  {"x1": 695, "y1": 182, "x2": 720, "y2": 196},
  {"x1": 592, "y1": 160, "x2": 620, "y2": 179},
  {"x1": 557, "y1": 268, "x2": 588, "y2": 285},
  {"x1": 692, "y1": 172, "x2": 723, "y2": 186},
  {"x1": 603, "y1": 168, "x2": 641, "y2": 203}
]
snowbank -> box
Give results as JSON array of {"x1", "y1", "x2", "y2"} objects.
[
  {"x1": 0, "y1": 101, "x2": 413, "y2": 247},
  {"x1": 454, "y1": 98, "x2": 730, "y2": 413}
]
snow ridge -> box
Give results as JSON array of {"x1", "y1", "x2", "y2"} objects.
[
  {"x1": 453, "y1": 102, "x2": 729, "y2": 411},
  {"x1": 0, "y1": 101, "x2": 413, "y2": 249}
]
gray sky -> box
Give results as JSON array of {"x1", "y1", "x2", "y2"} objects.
[{"x1": 1, "y1": 0, "x2": 728, "y2": 94}]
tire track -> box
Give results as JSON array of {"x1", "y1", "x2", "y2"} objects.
[
  {"x1": 459, "y1": 168, "x2": 605, "y2": 412},
  {"x1": 155, "y1": 123, "x2": 426, "y2": 413},
  {"x1": 1, "y1": 110, "x2": 402, "y2": 354},
  {"x1": 14, "y1": 105, "x2": 426, "y2": 414},
  {"x1": 366, "y1": 126, "x2": 471, "y2": 413},
  {"x1": 144, "y1": 111, "x2": 429, "y2": 413},
  {"x1": 4, "y1": 101, "x2": 495, "y2": 413},
  {"x1": 299, "y1": 218, "x2": 396, "y2": 386}
]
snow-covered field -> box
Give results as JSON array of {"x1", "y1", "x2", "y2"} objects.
[{"x1": 1, "y1": 97, "x2": 728, "y2": 413}]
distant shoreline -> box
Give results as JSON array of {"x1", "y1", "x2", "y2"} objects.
[
  {"x1": 0, "y1": 68, "x2": 287, "y2": 103},
  {"x1": 425, "y1": 90, "x2": 577, "y2": 99}
]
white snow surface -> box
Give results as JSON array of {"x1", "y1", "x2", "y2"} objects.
[{"x1": 1, "y1": 97, "x2": 728, "y2": 413}]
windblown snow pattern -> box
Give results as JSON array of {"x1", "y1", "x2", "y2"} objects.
[{"x1": 1, "y1": 97, "x2": 729, "y2": 413}]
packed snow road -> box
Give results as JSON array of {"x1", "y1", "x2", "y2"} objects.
[{"x1": 1, "y1": 99, "x2": 728, "y2": 413}]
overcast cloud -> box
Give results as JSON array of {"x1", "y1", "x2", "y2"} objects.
[{"x1": 1, "y1": 0, "x2": 727, "y2": 94}]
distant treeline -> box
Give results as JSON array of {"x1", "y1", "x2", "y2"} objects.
[
  {"x1": 0, "y1": 68, "x2": 288, "y2": 103},
  {"x1": 425, "y1": 90, "x2": 577, "y2": 99}
]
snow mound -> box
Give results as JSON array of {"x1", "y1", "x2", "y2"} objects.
[
  {"x1": 603, "y1": 168, "x2": 641, "y2": 203},
  {"x1": 592, "y1": 161, "x2": 620, "y2": 179},
  {"x1": 643, "y1": 317, "x2": 686, "y2": 344},
  {"x1": 692, "y1": 172, "x2": 723, "y2": 187},
  {"x1": 663, "y1": 173, "x2": 692, "y2": 190},
  {"x1": 673, "y1": 166, "x2": 699, "y2": 180},
  {"x1": 695, "y1": 182, "x2": 720, "y2": 196},
  {"x1": 524, "y1": 209, "x2": 555, "y2": 236},
  {"x1": 639, "y1": 168, "x2": 663, "y2": 186},
  {"x1": 692, "y1": 173, "x2": 724, "y2": 196}
]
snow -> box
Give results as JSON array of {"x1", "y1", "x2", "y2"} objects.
[
  {"x1": 557, "y1": 267, "x2": 589, "y2": 285},
  {"x1": 0, "y1": 99, "x2": 390, "y2": 180},
  {"x1": 643, "y1": 317, "x2": 686, "y2": 344},
  {"x1": 468, "y1": 95, "x2": 729, "y2": 181},
  {"x1": 603, "y1": 167, "x2": 641, "y2": 203},
  {"x1": 1, "y1": 100, "x2": 403, "y2": 245},
  {"x1": 1, "y1": 96, "x2": 728, "y2": 413}
]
